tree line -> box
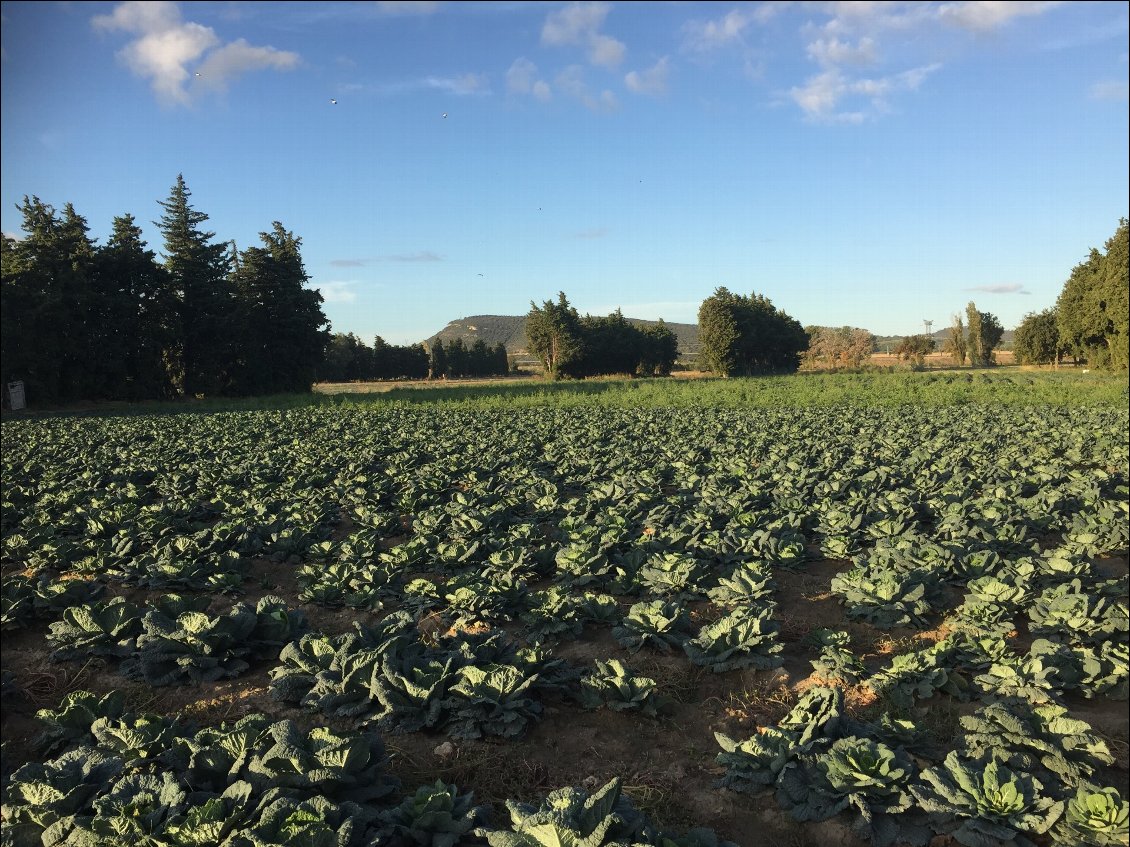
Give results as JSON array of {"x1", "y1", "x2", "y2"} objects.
[
  {"x1": 525, "y1": 294, "x2": 680, "y2": 378},
  {"x1": 2, "y1": 176, "x2": 329, "y2": 403},
  {"x1": 1013, "y1": 218, "x2": 1128, "y2": 369},
  {"x1": 321, "y1": 333, "x2": 509, "y2": 382}
]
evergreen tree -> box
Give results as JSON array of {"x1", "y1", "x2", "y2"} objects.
[
  {"x1": 0, "y1": 198, "x2": 96, "y2": 403},
  {"x1": 639, "y1": 320, "x2": 679, "y2": 375},
  {"x1": 526, "y1": 292, "x2": 584, "y2": 377},
  {"x1": 229, "y1": 223, "x2": 328, "y2": 395},
  {"x1": 1099, "y1": 218, "x2": 1129, "y2": 369},
  {"x1": 1013, "y1": 308, "x2": 1061, "y2": 366},
  {"x1": 447, "y1": 337, "x2": 468, "y2": 378},
  {"x1": 1058, "y1": 218, "x2": 1129, "y2": 369},
  {"x1": 92, "y1": 215, "x2": 178, "y2": 399},
  {"x1": 697, "y1": 287, "x2": 742, "y2": 376},
  {"x1": 697, "y1": 288, "x2": 807, "y2": 376},
  {"x1": 156, "y1": 175, "x2": 233, "y2": 396},
  {"x1": 469, "y1": 338, "x2": 492, "y2": 376},
  {"x1": 429, "y1": 339, "x2": 448, "y2": 379},
  {"x1": 492, "y1": 342, "x2": 509, "y2": 375}
]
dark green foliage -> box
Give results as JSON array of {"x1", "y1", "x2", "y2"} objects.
[
  {"x1": 483, "y1": 777, "x2": 651, "y2": 847},
  {"x1": 374, "y1": 779, "x2": 489, "y2": 846},
  {"x1": 959, "y1": 700, "x2": 1113, "y2": 793},
  {"x1": 1013, "y1": 308, "x2": 1063, "y2": 365},
  {"x1": 1054, "y1": 785, "x2": 1130, "y2": 847},
  {"x1": 696, "y1": 287, "x2": 808, "y2": 376},
  {"x1": 578, "y1": 659, "x2": 666, "y2": 716},
  {"x1": 1057, "y1": 218, "x2": 1129, "y2": 369},
  {"x1": 830, "y1": 566, "x2": 943, "y2": 629},
  {"x1": 683, "y1": 606, "x2": 783, "y2": 672},
  {"x1": 1, "y1": 176, "x2": 330, "y2": 403},
  {"x1": 525, "y1": 296, "x2": 678, "y2": 379},
  {"x1": 229, "y1": 223, "x2": 329, "y2": 394},
  {"x1": 612, "y1": 600, "x2": 692, "y2": 652},
  {"x1": 806, "y1": 629, "x2": 865, "y2": 686},
  {"x1": 715, "y1": 687, "x2": 847, "y2": 794},
  {"x1": 33, "y1": 691, "x2": 126, "y2": 755},
  {"x1": 47, "y1": 597, "x2": 144, "y2": 661},
  {"x1": 775, "y1": 737, "x2": 919, "y2": 847},
  {"x1": 156, "y1": 174, "x2": 236, "y2": 396},
  {"x1": 525, "y1": 292, "x2": 584, "y2": 378},
  {"x1": 911, "y1": 751, "x2": 1065, "y2": 846}
]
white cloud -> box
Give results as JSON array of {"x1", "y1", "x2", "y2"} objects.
[
  {"x1": 542, "y1": 1, "x2": 626, "y2": 68},
  {"x1": 806, "y1": 36, "x2": 877, "y2": 67},
  {"x1": 937, "y1": 1, "x2": 1060, "y2": 33},
  {"x1": 542, "y1": 1, "x2": 610, "y2": 45},
  {"x1": 315, "y1": 281, "x2": 358, "y2": 303},
  {"x1": 625, "y1": 56, "x2": 670, "y2": 96},
  {"x1": 588, "y1": 34, "x2": 626, "y2": 68},
  {"x1": 532, "y1": 80, "x2": 552, "y2": 102},
  {"x1": 1090, "y1": 79, "x2": 1129, "y2": 101},
  {"x1": 507, "y1": 57, "x2": 551, "y2": 100},
  {"x1": 196, "y1": 39, "x2": 299, "y2": 88},
  {"x1": 92, "y1": 1, "x2": 298, "y2": 106},
  {"x1": 425, "y1": 73, "x2": 489, "y2": 95},
  {"x1": 790, "y1": 63, "x2": 940, "y2": 122},
  {"x1": 375, "y1": 1, "x2": 441, "y2": 15},
  {"x1": 681, "y1": 2, "x2": 791, "y2": 52},
  {"x1": 555, "y1": 65, "x2": 619, "y2": 112}
]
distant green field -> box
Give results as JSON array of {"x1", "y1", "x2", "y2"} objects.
[{"x1": 3, "y1": 369, "x2": 1125, "y2": 420}]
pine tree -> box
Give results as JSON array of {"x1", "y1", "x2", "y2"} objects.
[
  {"x1": 0, "y1": 197, "x2": 96, "y2": 402},
  {"x1": 229, "y1": 222, "x2": 329, "y2": 394},
  {"x1": 429, "y1": 339, "x2": 448, "y2": 379},
  {"x1": 92, "y1": 215, "x2": 178, "y2": 399},
  {"x1": 526, "y1": 292, "x2": 584, "y2": 378},
  {"x1": 156, "y1": 175, "x2": 233, "y2": 396}
]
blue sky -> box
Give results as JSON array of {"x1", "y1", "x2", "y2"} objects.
[{"x1": 2, "y1": 1, "x2": 1127, "y2": 344}]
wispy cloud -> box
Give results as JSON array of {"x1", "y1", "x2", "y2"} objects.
[
  {"x1": 965, "y1": 283, "x2": 1032, "y2": 294},
  {"x1": 506, "y1": 57, "x2": 552, "y2": 101},
  {"x1": 314, "y1": 281, "x2": 358, "y2": 303},
  {"x1": 625, "y1": 56, "x2": 669, "y2": 96},
  {"x1": 1090, "y1": 79, "x2": 1129, "y2": 101},
  {"x1": 542, "y1": 1, "x2": 626, "y2": 68},
  {"x1": 92, "y1": 1, "x2": 298, "y2": 106},
  {"x1": 555, "y1": 65, "x2": 618, "y2": 113},
  {"x1": 780, "y1": 1, "x2": 1062, "y2": 122},
  {"x1": 574, "y1": 227, "x2": 608, "y2": 239},
  {"x1": 937, "y1": 1, "x2": 1061, "y2": 33},
  {"x1": 330, "y1": 259, "x2": 366, "y2": 268},
  {"x1": 806, "y1": 36, "x2": 877, "y2": 68},
  {"x1": 375, "y1": 1, "x2": 441, "y2": 15},
  {"x1": 790, "y1": 63, "x2": 941, "y2": 123},
  {"x1": 681, "y1": 6, "x2": 777, "y2": 53},
  {"x1": 379, "y1": 251, "x2": 443, "y2": 262},
  {"x1": 376, "y1": 74, "x2": 489, "y2": 96}
]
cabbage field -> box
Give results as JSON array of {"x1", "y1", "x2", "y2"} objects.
[{"x1": 2, "y1": 375, "x2": 1128, "y2": 846}]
